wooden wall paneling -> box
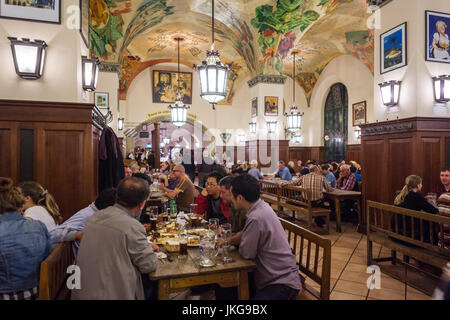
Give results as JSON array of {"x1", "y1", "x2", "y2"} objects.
[
  {"x1": 0, "y1": 122, "x2": 18, "y2": 180},
  {"x1": 361, "y1": 139, "x2": 387, "y2": 203},
  {"x1": 418, "y1": 135, "x2": 441, "y2": 194},
  {"x1": 35, "y1": 123, "x2": 91, "y2": 221},
  {"x1": 387, "y1": 136, "x2": 414, "y2": 204},
  {"x1": 346, "y1": 144, "x2": 361, "y2": 163}
]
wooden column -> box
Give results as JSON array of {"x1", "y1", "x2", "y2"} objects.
[{"x1": 152, "y1": 122, "x2": 160, "y2": 169}]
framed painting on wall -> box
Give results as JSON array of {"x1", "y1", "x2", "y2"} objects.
[
  {"x1": 152, "y1": 70, "x2": 192, "y2": 104},
  {"x1": 264, "y1": 96, "x2": 278, "y2": 116},
  {"x1": 380, "y1": 22, "x2": 407, "y2": 74},
  {"x1": 251, "y1": 98, "x2": 257, "y2": 117},
  {"x1": 95, "y1": 92, "x2": 109, "y2": 109},
  {"x1": 80, "y1": 0, "x2": 89, "y2": 48},
  {"x1": 352, "y1": 101, "x2": 367, "y2": 126},
  {"x1": 426, "y1": 10, "x2": 450, "y2": 64},
  {"x1": 0, "y1": 0, "x2": 61, "y2": 24}
]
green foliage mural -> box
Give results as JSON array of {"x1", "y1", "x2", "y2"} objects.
[{"x1": 251, "y1": 0, "x2": 320, "y2": 74}]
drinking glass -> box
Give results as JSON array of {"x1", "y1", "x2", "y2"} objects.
[
  {"x1": 222, "y1": 229, "x2": 233, "y2": 263},
  {"x1": 209, "y1": 218, "x2": 219, "y2": 234},
  {"x1": 178, "y1": 238, "x2": 188, "y2": 260},
  {"x1": 426, "y1": 193, "x2": 438, "y2": 208},
  {"x1": 189, "y1": 203, "x2": 198, "y2": 214}
]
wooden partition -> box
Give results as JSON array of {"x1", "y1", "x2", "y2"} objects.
[
  {"x1": 346, "y1": 144, "x2": 361, "y2": 163},
  {"x1": 0, "y1": 99, "x2": 101, "y2": 221},
  {"x1": 360, "y1": 117, "x2": 450, "y2": 208}
]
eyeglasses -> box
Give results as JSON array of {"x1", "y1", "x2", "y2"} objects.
[{"x1": 206, "y1": 183, "x2": 218, "y2": 187}]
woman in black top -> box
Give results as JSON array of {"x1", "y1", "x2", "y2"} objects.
[{"x1": 393, "y1": 175, "x2": 438, "y2": 244}]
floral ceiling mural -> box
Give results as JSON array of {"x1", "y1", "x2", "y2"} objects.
[{"x1": 89, "y1": 0, "x2": 374, "y2": 105}]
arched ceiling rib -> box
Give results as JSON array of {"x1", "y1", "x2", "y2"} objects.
[{"x1": 89, "y1": 0, "x2": 374, "y2": 103}]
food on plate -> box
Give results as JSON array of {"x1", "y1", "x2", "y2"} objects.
[
  {"x1": 187, "y1": 236, "x2": 200, "y2": 246},
  {"x1": 164, "y1": 239, "x2": 180, "y2": 253},
  {"x1": 186, "y1": 228, "x2": 210, "y2": 236}
]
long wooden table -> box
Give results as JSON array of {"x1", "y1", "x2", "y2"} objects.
[
  {"x1": 149, "y1": 248, "x2": 256, "y2": 300},
  {"x1": 324, "y1": 189, "x2": 362, "y2": 233}
]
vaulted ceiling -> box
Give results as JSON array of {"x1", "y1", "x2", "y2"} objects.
[{"x1": 89, "y1": 0, "x2": 374, "y2": 103}]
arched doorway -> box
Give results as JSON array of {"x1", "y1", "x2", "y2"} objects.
[{"x1": 324, "y1": 83, "x2": 348, "y2": 162}]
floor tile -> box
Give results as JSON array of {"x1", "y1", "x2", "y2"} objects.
[
  {"x1": 368, "y1": 287, "x2": 406, "y2": 300},
  {"x1": 379, "y1": 275, "x2": 406, "y2": 291},
  {"x1": 340, "y1": 270, "x2": 372, "y2": 284},
  {"x1": 349, "y1": 255, "x2": 367, "y2": 265},
  {"x1": 333, "y1": 279, "x2": 370, "y2": 296},
  {"x1": 330, "y1": 291, "x2": 366, "y2": 300},
  {"x1": 345, "y1": 262, "x2": 368, "y2": 273}
]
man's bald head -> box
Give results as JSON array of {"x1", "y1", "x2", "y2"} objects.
[{"x1": 117, "y1": 177, "x2": 149, "y2": 209}]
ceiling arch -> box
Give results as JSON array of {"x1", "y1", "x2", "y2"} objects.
[{"x1": 90, "y1": 0, "x2": 374, "y2": 103}]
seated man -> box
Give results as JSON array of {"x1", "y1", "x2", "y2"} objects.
[
  {"x1": 50, "y1": 187, "x2": 117, "y2": 256},
  {"x1": 124, "y1": 166, "x2": 132, "y2": 178},
  {"x1": 229, "y1": 174, "x2": 302, "y2": 300},
  {"x1": 432, "y1": 168, "x2": 450, "y2": 198},
  {"x1": 321, "y1": 164, "x2": 336, "y2": 188},
  {"x1": 159, "y1": 165, "x2": 195, "y2": 212},
  {"x1": 219, "y1": 176, "x2": 247, "y2": 234},
  {"x1": 195, "y1": 172, "x2": 228, "y2": 225},
  {"x1": 336, "y1": 165, "x2": 359, "y2": 223},
  {"x1": 350, "y1": 166, "x2": 361, "y2": 183},
  {"x1": 72, "y1": 177, "x2": 157, "y2": 300},
  {"x1": 283, "y1": 166, "x2": 333, "y2": 227},
  {"x1": 269, "y1": 161, "x2": 292, "y2": 181}
]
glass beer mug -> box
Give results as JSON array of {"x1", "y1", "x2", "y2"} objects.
[{"x1": 199, "y1": 231, "x2": 219, "y2": 267}]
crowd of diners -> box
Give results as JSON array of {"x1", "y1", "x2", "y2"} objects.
[{"x1": 1, "y1": 155, "x2": 450, "y2": 300}]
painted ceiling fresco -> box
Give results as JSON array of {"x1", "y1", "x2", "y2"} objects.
[{"x1": 89, "y1": 0, "x2": 373, "y2": 104}]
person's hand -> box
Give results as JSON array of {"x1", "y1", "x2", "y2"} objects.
[
  {"x1": 216, "y1": 237, "x2": 226, "y2": 247},
  {"x1": 158, "y1": 183, "x2": 165, "y2": 191},
  {"x1": 150, "y1": 243, "x2": 160, "y2": 252},
  {"x1": 75, "y1": 232, "x2": 83, "y2": 241},
  {"x1": 201, "y1": 188, "x2": 208, "y2": 197},
  {"x1": 143, "y1": 224, "x2": 151, "y2": 234}
]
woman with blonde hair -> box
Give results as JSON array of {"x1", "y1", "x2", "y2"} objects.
[
  {"x1": 248, "y1": 160, "x2": 264, "y2": 180},
  {"x1": 0, "y1": 177, "x2": 52, "y2": 300},
  {"x1": 393, "y1": 175, "x2": 438, "y2": 243},
  {"x1": 18, "y1": 181, "x2": 62, "y2": 232}
]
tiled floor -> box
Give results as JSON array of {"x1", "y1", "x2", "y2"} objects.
[{"x1": 302, "y1": 220, "x2": 431, "y2": 300}]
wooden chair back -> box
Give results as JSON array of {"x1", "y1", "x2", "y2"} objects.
[
  {"x1": 280, "y1": 185, "x2": 311, "y2": 209},
  {"x1": 38, "y1": 242, "x2": 74, "y2": 300},
  {"x1": 279, "y1": 218, "x2": 331, "y2": 300},
  {"x1": 367, "y1": 201, "x2": 450, "y2": 258}
]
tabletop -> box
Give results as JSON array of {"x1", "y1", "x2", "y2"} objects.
[
  {"x1": 324, "y1": 189, "x2": 362, "y2": 196},
  {"x1": 149, "y1": 247, "x2": 256, "y2": 281}
]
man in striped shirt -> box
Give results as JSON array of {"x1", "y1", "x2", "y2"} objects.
[{"x1": 437, "y1": 193, "x2": 450, "y2": 249}]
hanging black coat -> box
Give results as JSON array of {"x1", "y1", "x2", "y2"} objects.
[{"x1": 99, "y1": 127, "x2": 124, "y2": 193}]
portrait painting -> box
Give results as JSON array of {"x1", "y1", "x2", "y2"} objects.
[
  {"x1": 152, "y1": 70, "x2": 192, "y2": 104},
  {"x1": 0, "y1": 0, "x2": 61, "y2": 24},
  {"x1": 380, "y1": 22, "x2": 407, "y2": 74},
  {"x1": 352, "y1": 101, "x2": 367, "y2": 126},
  {"x1": 251, "y1": 98, "x2": 258, "y2": 117},
  {"x1": 264, "y1": 96, "x2": 278, "y2": 116},
  {"x1": 94, "y1": 92, "x2": 109, "y2": 109},
  {"x1": 426, "y1": 10, "x2": 450, "y2": 64},
  {"x1": 80, "y1": 0, "x2": 89, "y2": 48}
]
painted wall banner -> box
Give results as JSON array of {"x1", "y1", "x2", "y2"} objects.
[{"x1": 146, "y1": 111, "x2": 198, "y2": 121}]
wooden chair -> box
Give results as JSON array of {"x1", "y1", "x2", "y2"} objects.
[
  {"x1": 279, "y1": 186, "x2": 331, "y2": 234},
  {"x1": 367, "y1": 201, "x2": 450, "y2": 283},
  {"x1": 38, "y1": 241, "x2": 74, "y2": 300},
  {"x1": 259, "y1": 180, "x2": 282, "y2": 213},
  {"x1": 279, "y1": 218, "x2": 332, "y2": 300}
]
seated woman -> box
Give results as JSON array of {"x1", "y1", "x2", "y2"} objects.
[
  {"x1": 160, "y1": 161, "x2": 170, "y2": 176},
  {"x1": 18, "y1": 181, "x2": 62, "y2": 232},
  {"x1": 393, "y1": 175, "x2": 438, "y2": 243},
  {"x1": 0, "y1": 177, "x2": 53, "y2": 300},
  {"x1": 287, "y1": 161, "x2": 296, "y2": 175}
]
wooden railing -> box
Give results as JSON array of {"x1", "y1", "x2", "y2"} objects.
[
  {"x1": 38, "y1": 242, "x2": 74, "y2": 300},
  {"x1": 279, "y1": 218, "x2": 331, "y2": 300}
]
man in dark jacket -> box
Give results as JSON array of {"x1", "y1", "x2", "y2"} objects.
[{"x1": 195, "y1": 172, "x2": 228, "y2": 224}]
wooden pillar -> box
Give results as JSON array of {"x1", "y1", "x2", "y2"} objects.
[{"x1": 152, "y1": 122, "x2": 160, "y2": 169}]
